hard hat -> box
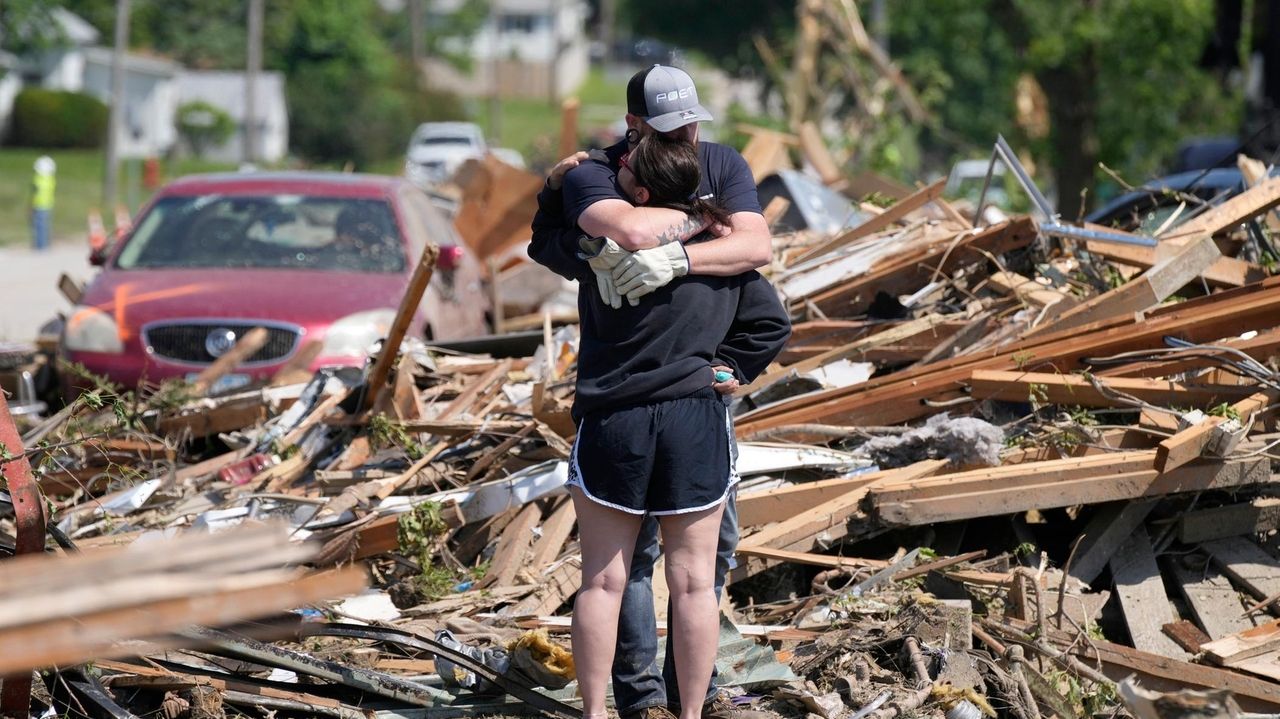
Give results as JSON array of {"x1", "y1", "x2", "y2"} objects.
[{"x1": 34, "y1": 156, "x2": 55, "y2": 175}]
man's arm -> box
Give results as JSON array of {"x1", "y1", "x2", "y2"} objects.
[
  {"x1": 576, "y1": 199, "x2": 710, "y2": 252},
  {"x1": 683, "y1": 211, "x2": 772, "y2": 276}
]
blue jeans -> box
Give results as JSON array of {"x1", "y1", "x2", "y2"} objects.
[
  {"x1": 612, "y1": 490, "x2": 738, "y2": 713},
  {"x1": 31, "y1": 209, "x2": 50, "y2": 251}
]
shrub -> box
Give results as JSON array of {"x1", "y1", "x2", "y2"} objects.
[
  {"x1": 176, "y1": 100, "x2": 236, "y2": 157},
  {"x1": 10, "y1": 89, "x2": 108, "y2": 148}
]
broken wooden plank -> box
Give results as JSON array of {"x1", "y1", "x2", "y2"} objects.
[
  {"x1": 733, "y1": 546, "x2": 888, "y2": 570},
  {"x1": 1168, "y1": 557, "x2": 1256, "y2": 640},
  {"x1": 1162, "y1": 620, "x2": 1212, "y2": 653},
  {"x1": 792, "y1": 178, "x2": 946, "y2": 264},
  {"x1": 737, "y1": 474, "x2": 887, "y2": 528},
  {"x1": 1162, "y1": 175, "x2": 1280, "y2": 246},
  {"x1": 1202, "y1": 618, "x2": 1280, "y2": 665},
  {"x1": 526, "y1": 497, "x2": 576, "y2": 570},
  {"x1": 478, "y1": 502, "x2": 542, "y2": 589},
  {"x1": 1028, "y1": 233, "x2": 1221, "y2": 336},
  {"x1": 987, "y1": 271, "x2": 1077, "y2": 310},
  {"x1": 872, "y1": 456, "x2": 1268, "y2": 526},
  {"x1": 1110, "y1": 526, "x2": 1187, "y2": 658},
  {"x1": 1179, "y1": 498, "x2": 1280, "y2": 544},
  {"x1": 1083, "y1": 238, "x2": 1265, "y2": 288},
  {"x1": 1069, "y1": 500, "x2": 1158, "y2": 587},
  {"x1": 968, "y1": 369, "x2": 1254, "y2": 408},
  {"x1": 362, "y1": 243, "x2": 439, "y2": 412},
  {"x1": 1155, "y1": 389, "x2": 1278, "y2": 472}
]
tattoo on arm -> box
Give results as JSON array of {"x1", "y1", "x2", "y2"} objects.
[{"x1": 655, "y1": 214, "x2": 705, "y2": 245}]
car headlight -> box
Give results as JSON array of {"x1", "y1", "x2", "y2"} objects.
[
  {"x1": 322, "y1": 309, "x2": 396, "y2": 357},
  {"x1": 63, "y1": 305, "x2": 124, "y2": 353}
]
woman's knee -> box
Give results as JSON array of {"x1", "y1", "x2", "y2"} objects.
[
  {"x1": 582, "y1": 564, "x2": 631, "y2": 596},
  {"x1": 663, "y1": 556, "x2": 716, "y2": 597}
]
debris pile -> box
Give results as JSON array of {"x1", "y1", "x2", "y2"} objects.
[{"x1": 4, "y1": 145, "x2": 1280, "y2": 718}]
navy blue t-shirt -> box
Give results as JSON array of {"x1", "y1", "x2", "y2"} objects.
[{"x1": 561, "y1": 139, "x2": 762, "y2": 229}]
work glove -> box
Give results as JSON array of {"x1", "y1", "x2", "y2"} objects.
[
  {"x1": 612, "y1": 242, "x2": 689, "y2": 304},
  {"x1": 577, "y1": 236, "x2": 626, "y2": 309}
]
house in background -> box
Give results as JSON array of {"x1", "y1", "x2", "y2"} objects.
[
  {"x1": 176, "y1": 71, "x2": 289, "y2": 164},
  {"x1": 424, "y1": 0, "x2": 590, "y2": 101},
  {"x1": 2, "y1": 8, "x2": 287, "y2": 162}
]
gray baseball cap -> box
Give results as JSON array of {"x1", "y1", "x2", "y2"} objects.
[{"x1": 626, "y1": 64, "x2": 714, "y2": 133}]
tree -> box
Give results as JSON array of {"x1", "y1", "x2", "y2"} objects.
[
  {"x1": 889, "y1": 0, "x2": 1240, "y2": 214},
  {"x1": 176, "y1": 100, "x2": 235, "y2": 157},
  {"x1": 620, "y1": 0, "x2": 796, "y2": 75}
]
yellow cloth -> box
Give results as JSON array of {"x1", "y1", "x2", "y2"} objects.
[{"x1": 32, "y1": 173, "x2": 55, "y2": 210}]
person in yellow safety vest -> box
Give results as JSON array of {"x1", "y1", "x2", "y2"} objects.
[{"x1": 30, "y1": 156, "x2": 56, "y2": 252}]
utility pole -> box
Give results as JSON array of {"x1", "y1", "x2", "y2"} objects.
[
  {"x1": 244, "y1": 0, "x2": 263, "y2": 165},
  {"x1": 487, "y1": 2, "x2": 502, "y2": 143},
  {"x1": 102, "y1": 0, "x2": 131, "y2": 215},
  {"x1": 409, "y1": 0, "x2": 425, "y2": 71}
]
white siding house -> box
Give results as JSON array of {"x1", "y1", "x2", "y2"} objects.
[
  {"x1": 426, "y1": 0, "x2": 589, "y2": 100},
  {"x1": 176, "y1": 71, "x2": 289, "y2": 163}
]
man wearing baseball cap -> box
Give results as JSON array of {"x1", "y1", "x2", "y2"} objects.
[
  {"x1": 559, "y1": 64, "x2": 772, "y2": 306},
  {"x1": 547, "y1": 65, "x2": 772, "y2": 719}
]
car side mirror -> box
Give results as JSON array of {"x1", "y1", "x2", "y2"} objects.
[{"x1": 88, "y1": 243, "x2": 108, "y2": 266}]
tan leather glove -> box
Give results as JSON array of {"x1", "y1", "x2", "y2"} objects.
[
  {"x1": 577, "y1": 236, "x2": 627, "y2": 309},
  {"x1": 612, "y1": 242, "x2": 689, "y2": 304}
]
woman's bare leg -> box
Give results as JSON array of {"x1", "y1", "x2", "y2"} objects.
[
  {"x1": 659, "y1": 501, "x2": 726, "y2": 719},
  {"x1": 570, "y1": 487, "x2": 645, "y2": 718}
]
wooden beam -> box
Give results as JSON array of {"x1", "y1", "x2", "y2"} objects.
[
  {"x1": 1029, "y1": 233, "x2": 1221, "y2": 336},
  {"x1": 798, "y1": 121, "x2": 843, "y2": 186},
  {"x1": 792, "y1": 178, "x2": 946, "y2": 264},
  {"x1": 478, "y1": 501, "x2": 542, "y2": 589},
  {"x1": 871, "y1": 455, "x2": 1269, "y2": 526},
  {"x1": 526, "y1": 497, "x2": 576, "y2": 570},
  {"x1": 1162, "y1": 175, "x2": 1280, "y2": 245},
  {"x1": 1083, "y1": 238, "x2": 1265, "y2": 288},
  {"x1": 1155, "y1": 389, "x2": 1279, "y2": 472},
  {"x1": 363, "y1": 243, "x2": 439, "y2": 412},
  {"x1": 737, "y1": 475, "x2": 885, "y2": 528},
  {"x1": 968, "y1": 369, "x2": 1254, "y2": 408},
  {"x1": 986, "y1": 271, "x2": 1077, "y2": 310},
  {"x1": 733, "y1": 546, "x2": 888, "y2": 570}
]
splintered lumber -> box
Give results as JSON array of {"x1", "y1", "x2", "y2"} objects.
[
  {"x1": 733, "y1": 546, "x2": 888, "y2": 570},
  {"x1": 808, "y1": 216, "x2": 1037, "y2": 316},
  {"x1": 730, "y1": 460, "x2": 947, "y2": 582},
  {"x1": 191, "y1": 327, "x2": 268, "y2": 395},
  {"x1": 798, "y1": 121, "x2": 844, "y2": 186},
  {"x1": 1162, "y1": 175, "x2": 1280, "y2": 245},
  {"x1": 1155, "y1": 389, "x2": 1279, "y2": 472},
  {"x1": 1109, "y1": 526, "x2": 1188, "y2": 659},
  {"x1": 739, "y1": 314, "x2": 948, "y2": 397},
  {"x1": 1069, "y1": 500, "x2": 1157, "y2": 586},
  {"x1": 526, "y1": 497, "x2": 576, "y2": 570},
  {"x1": 870, "y1": 452, "x2": 1268, "y2": 526},
  {"x1": 1179, "y1": 498, "x2": 1280, "y2": 544},
  {"x1": 478, "y1": 501, "x2": 542, "y2": 589},
  {"x1": 736, "y1": 276, "x2": 1280, "y2": 434},
  {"x1": 793, "y1": 178, "x2": 946, "y2": 265},
  {"x1": 987, "y1": 271, "x2": 1077, "y2": 310},
  {"x1": 1202, "y1": 618, "x2": 1280, "y2": 666},
  {"x1": 737, "y1": 474, "x2": 883, "y2": 528},
  {"x1": 1028, "y1": 233, "x2": 1221, "y2": 336},
  {"x1": 1162, "y1": 620, "x2": 1212, "y2": 653},
  {"x1": 1202, "y1": 536, "x2": 1280, "y2": 601},
  {"x1": 1168, "y1": 559, "x2": 1256, "y2": 640},
  {"x1": 1083, "y1": 238, "x2": 1266, "y2": 288},
  {"x1": 968, "y1": 369, "x2": 1254, "y2": 408},
  {"x1": 0, "y1": 526, "x2": 366, "y2": 674},
  {"x1": 738, "y1": 126, "x2": 796, "y2": 184},
  {"x1": 363, "y1": 243, "x2": 440, "y2": 412}
]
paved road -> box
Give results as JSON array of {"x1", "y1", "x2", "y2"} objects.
[{"x1": 0, "y1": 242, "x2": 94, "y2": 343}]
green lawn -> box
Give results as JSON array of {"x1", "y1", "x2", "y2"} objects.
[{"x1": 0, "y1": 148, "x2": 236, "y2": 247}]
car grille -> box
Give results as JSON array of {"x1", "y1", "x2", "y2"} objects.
[{"x1": 144, "y1": 322, "x2": 300, "y2": 365}]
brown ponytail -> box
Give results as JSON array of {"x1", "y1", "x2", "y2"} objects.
[{"x1": 628, "y1": 133, "x2": 732, "y2": 229}]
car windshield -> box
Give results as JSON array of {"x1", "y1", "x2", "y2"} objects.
[
  {"x1": 415, "y1": 136, "x2": 473, "y2": 147},
  {"x1": 115, "y1": 195, "x2": 406, "y2": 273}
]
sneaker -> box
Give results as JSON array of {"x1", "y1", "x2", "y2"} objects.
[{"x1": 621, "y1": 706, "x2": 679, "y2": 719}]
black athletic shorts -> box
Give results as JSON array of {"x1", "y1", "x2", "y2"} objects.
[{"x1": 567, "y1": 387, "x2": 737, "y2": 516}]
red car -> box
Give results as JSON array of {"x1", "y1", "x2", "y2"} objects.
[{"x1": 61, "y1": 172, "x2": 489, "y2": 392}]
